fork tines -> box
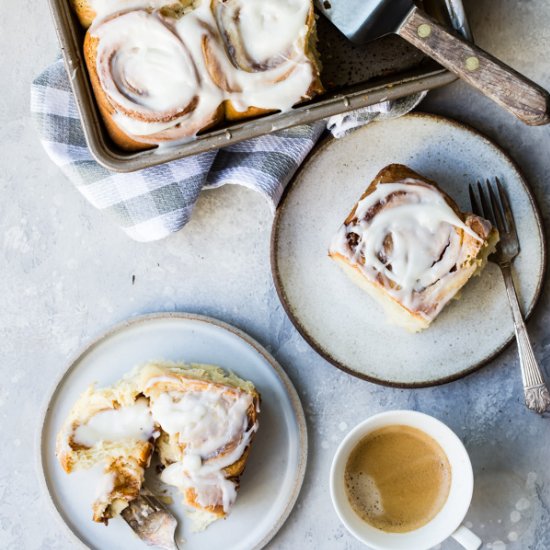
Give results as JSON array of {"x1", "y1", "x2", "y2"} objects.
[
  {"x1": 469, "y1": 179, "x2": 515, "y2": 235},
  {"x1": 468, "y1": 177, "x2": 520, "y2": 259}
]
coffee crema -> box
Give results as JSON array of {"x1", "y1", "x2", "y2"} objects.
[{"x1": 344, "y1": 425, "x2": 451, "y2": 533}]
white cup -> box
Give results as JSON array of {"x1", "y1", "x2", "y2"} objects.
[{"x1": 330, "y1": 410, "x2": 481, "y2": 550}]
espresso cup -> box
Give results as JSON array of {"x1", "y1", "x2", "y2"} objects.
[{"x1": 330, "y1": 410, "x2": 481, "y2": 550}]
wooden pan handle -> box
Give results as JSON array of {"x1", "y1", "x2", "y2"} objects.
[{"x1": 399, "y1": 7, "x2": 550, "y2": 126}]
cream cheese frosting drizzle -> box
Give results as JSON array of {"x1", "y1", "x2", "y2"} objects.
[
  {"x1": 149, "y1": 382, "x2": 257, "y2": 512},
  {"x1": 73, "y1": 397, "x2": 156, "y2": 447},
  {"x1": 70, "y1": 462, "x2": 116, "y2": 510},
  {"x1": 93, "y1": 10, "x2": 224, "y2": 139},
  {"x1": 218, "y1": 0, "x2": 310, "y2": 66},
  {"x1": 209, "y1": 0, "x2": 316, "y2": 112},
  {"x1": 96, "y1": 13, "x2": 197, "y2": 114},
  {"x1": 331, "y1": 180, "x2": 486, "y2": 317}
]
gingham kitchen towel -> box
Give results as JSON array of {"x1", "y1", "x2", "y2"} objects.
[{"x1": 31, "y1": 58, "x2": 424, "y2": 242}]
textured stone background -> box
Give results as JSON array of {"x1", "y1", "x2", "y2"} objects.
[{"x1": 1, "y1": 0, "x2": 549, "y2": 548}]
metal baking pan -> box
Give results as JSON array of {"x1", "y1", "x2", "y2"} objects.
[{"x1": 48, "y1": 0, "x2": 471, "y2": 173}]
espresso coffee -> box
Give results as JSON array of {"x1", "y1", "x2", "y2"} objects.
[{"x1": 344, "y1": 425, "x2": 451, "y2": 533}]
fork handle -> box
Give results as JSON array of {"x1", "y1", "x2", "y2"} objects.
[{"x1": 500, "y1": 264, "x2": 550, "y2": 413}]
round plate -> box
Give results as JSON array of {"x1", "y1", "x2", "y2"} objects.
[
  {"x1": 271, "y1": 113, "x2": 546, "y2": 387},
  {"x1": 39, "y1": 313, "x2": 307, "y2": 550}
]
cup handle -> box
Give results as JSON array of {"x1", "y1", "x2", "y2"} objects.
[{"x1": 451, "y1": 525, "x2": 482, "y2": 550}]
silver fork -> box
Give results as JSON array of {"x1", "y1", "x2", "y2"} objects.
[
  {"x1": 469, "y1": 178, "x2": 550, "y2": 414},
  {"x1": 121, "y1": 489, "x2": 179, "y2": 550}
]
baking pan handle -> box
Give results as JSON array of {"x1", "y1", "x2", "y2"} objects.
[{"x1": 398, "y1": 7, "x2": 550, "y2": 126}]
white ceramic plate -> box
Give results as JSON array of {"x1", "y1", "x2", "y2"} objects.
[
  {"x1": 40, "y1": 313, "x2": 307, "y2": 550},
  {"x1": 271, "y1": 113, "x2": 546, "y2": 387}
]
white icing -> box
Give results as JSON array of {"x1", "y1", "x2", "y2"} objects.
[
  {"x1": 151, "y1": 389, "x2": 253, "y2": 457},
  {"x1": 94, "y1": 11, "x2": 223, "y2": 138},
  {"x1": 91, "y1": 0, "x2": 316, "y2": 141},
  {"x1": 96, "y1": 468, "x2": 116, "y2": 502},
  {"x1": 229, "y1": 0, "x2": 310, "y2": 64},
  {"x1": 70, "y1": 463, "x2": 116, "y2": 509},
  {"x1": 74, "y1": 398, "x2": 155, "y2": 447},
  {"x1": 109, "y1": 26, "x2": 194, "y2": 113},
  {"x1": 209, "y1": 0, "x2": 314, "y2": 113},
  {"x1": 161, "y1": 462, "x2": 238, "y2": 512},
  {"x1": 330, "y1": 180, "x2": 486, "y2": 318},
  {"x1": 150, "y1": 386, "x2": 257, "y2": 512}
]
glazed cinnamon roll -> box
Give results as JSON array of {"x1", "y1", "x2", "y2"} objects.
[
  {"x1": 78, "y1": 0, "x2": 323, "y2": 147},
  {"x1": 329, "y1": 164, "x2": 499, "y2": 332},
  {"x1": 138, "y1": 362, "x2": 260, "y2": 531},
  {"x1": 208, "y1": 0, "x2": 323, "y2": 120},
  {"x1": 57, "y1": 361, "x2": 260, "y2": 531},
  {"x1": 84, "y1": 10, "x2": 225, "y2": 151}
]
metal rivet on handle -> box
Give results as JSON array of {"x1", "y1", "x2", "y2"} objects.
[
  {"x1": 417, "y1": 24, "x2": 432, "y2": 38},
  {"x1": 465, "y1": 56, "x2": 480, "y2": 71}
]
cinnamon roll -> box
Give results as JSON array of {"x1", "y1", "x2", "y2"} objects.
[
  {"x1": 138, "y1": 362, "x2": 260, "y2": 531},
  {"x1": 208, "y1": 0, "x2": 323, "y2": 120},
  {"x1": 329, "y1": 164, "x2": 499, "y2": 332},
  {"x1": 78, "y1": 0, "x2": 323, "y2": 147},
  {"x1": 57, "y1": 361, "x2": 260, "y2": 531},
  {"x1": 84, "y1": 10, "x2": 225, "y2": 151}
]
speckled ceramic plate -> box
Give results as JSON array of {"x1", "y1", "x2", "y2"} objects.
[
  {"x1": 271, "y1": 113, "x2": 546, "y2": 387},
  {"x1": 39, "y1": 313, "x2": 307, "y2": 550}
]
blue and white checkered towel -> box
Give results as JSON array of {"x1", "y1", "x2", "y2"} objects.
[{"x1": 31, "y1": 58, "x2": 424, "y2": 242}]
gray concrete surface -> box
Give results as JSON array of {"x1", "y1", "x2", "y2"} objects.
[{"x1": 0, "y1": 0, "x2": 549, "y2": 548}]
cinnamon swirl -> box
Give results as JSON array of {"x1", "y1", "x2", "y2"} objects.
[
  {"x1": 329, "y1": 164, "x2": 499, "y2": 332},
  {"x1": 208, "y1": 0, "x2": 323, "y2": 120},
  {"x1": 84, "y1": 10, "x2": 225, "y2": 151},
  {"x1": 56, "y1": 361, "x2": 260, "y2": 531}
]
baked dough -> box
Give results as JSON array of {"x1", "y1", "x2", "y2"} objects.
[
  {"x1": 56, "y1": 361, "x2": 260, "y2": 530},
  {"x1": 75, "y1": 0, "x2": 323, "y2": 150},
  {"x1": 56, "y1": 376, "x2": 157, "y2": 522},
  {"x1": 329, "y1": 164, "x2": 499, "y2": 332},
  {"x1": 209, "y1": 0, "x2": 323, "y2": 121},
  {"x1": 70, "y1": 0, "x2": 195, "y2": 28}
]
